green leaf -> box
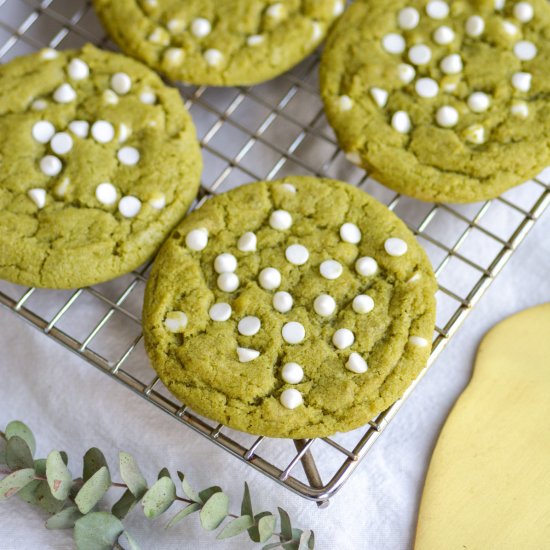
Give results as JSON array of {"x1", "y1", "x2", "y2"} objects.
[
  {"x1": 73, "y1": 512, "x2": 124, "y2": 550},
  {"x1": 258, "y1": 514, "x2": 276, "y2": 543},
  {"x1": 165, "y1": 502, "x2": 201, "y2": 528},
  {"x1": 263, "y1": 543, "x2": 285, "y2": 550},
  {"x1": 198, "y1": 485, "x2": 222, "y2": 504},
  {"x1": 278, "y1": 507, "x2": 293, "y2": 541},
  {"x1": 199, "y1": 491, "x2": 229, "y2": 531},
  {"x1": 17, "y1": 479, "x2": 41, "y2": 505},
  {"x1": 298, "y1": 530, "x2": 314, "y2": 549},
  {"x1": 157, "y1": 467, "x2": 171, "y2": 480},
  {"x1": 142, "y1": 477, "x2": 176, "y2": 519},
  {"x1": 122, "y1": 530, "x2": 141, "y2": 550},
  {"x1": 5, "y1": 421, "x2": 36, "y2": 455},
  {"x1": 177, "y1": 471, "x2": 200, "y2": 503},
  {"x1": 6, "y1": 436, "x2": 34, "y2": 470},
  {"x1": 46, "y1": 506, "x2": 83, "y2": 529},
  {"x1": 46, "y1": 450, "x2": 72, "y2": 501},
  {"x1": 119, "y1": 452, "x2": 148, "y2": 500},
  {"x1": 217, "y1": 515, "x2": 254, "y2": 539},
  {"x1": 0, "y1": 468, "x2": 35, "y2": 501},
  {"x1": 249, "y1": 512, "x2": 274, "y2": 543},
  {"x1": 241, "y1": 482, "x2": 253, "y2": 518},
  {"x1": 112, "y1": 489, "x2": 137, "y2": 520},
  {"x1": 0, "y1": 447, "x2": 6, "y2": 465},
  {"x1": 34, "y1": 480, "x2": 66, "y2": 513},
  {"x1": 75, "y1": 466, "x2": 111, "y2": 514},
  {"x1": 34, "y1": 458, "x2": 46, "y2": 476},
  {"x1": 60, "y1": 451, "x2": 69, "y2": 465},
  {"x1": 83, "y1": 448, "x2": 107, "y2": 482}
]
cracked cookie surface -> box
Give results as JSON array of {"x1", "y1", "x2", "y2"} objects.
[
  {"x1": 93, "y1": 0, "x2": 345, "y2": 86},
  {"x1": 143, "y1": 177, "x2": 436, "y2": 438},
  {"x1": 0, "y1": 44, "x2": 202, "y2": 289},
  {"x1": 321, "y1": 0, "x2": 550, "y2": 203}
]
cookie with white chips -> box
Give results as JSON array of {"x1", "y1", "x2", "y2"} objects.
[
  {"x1": 0, "y1": 44, "x2": 201, "y2": 288},
  {"x1": 321, "y1": 0, "x2": 550, "y2": 203},
  {"x1": 93, "y1": 0, "x2": 346, "y2": 86},
  {"x1": 143, "y1": 177, "x2": 436, "y2": 439}
]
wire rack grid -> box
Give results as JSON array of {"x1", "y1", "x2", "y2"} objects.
[{"x1": 1, "y1": 0, "x2": 549, "y2": 507}]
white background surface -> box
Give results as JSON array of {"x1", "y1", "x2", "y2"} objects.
[{"x1": 0, "y1": 208, "x2": 548, "y2": 550}]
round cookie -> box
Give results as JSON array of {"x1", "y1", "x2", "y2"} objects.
[
  {"x1": 92, "y1": 0, "x2": 346, "y2": 86},
  {"x1": 143, "y1": 177, "x2": 437, "y2": 439},
  {"x1": 0, "y1": 44, "x2": 202, "y2": 289},
  {"x1": 320, "y1": 0, "x2": 550, "y2": 203}
]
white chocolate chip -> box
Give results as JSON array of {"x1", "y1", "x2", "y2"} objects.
[
  {"x1": 41, "y1": 48, "x2": 58, "y2": 60},
  {"x1": 436, "y1": 105, "x2": 459, "y2": 128},
  {"x1": 340, "y1": 222, "x2": 361, "y2": 244},
  {"x1": 512, "y1": 72, "x2": 532, "y2": 92},
  {"x1": 398, "y1": 7, "x2": 420, "y2": 30},
  {"x1": 238, "y1": 316, "x2": 261, "y2": 336},
  {"x1": 269, "y1": 209, "x2": 292, "y2": 230},
  {"x1": 465, "y1": 15, "x2": 485, "y2": 37},
  {"x1": 440, "y1": 54, "x2": 463, "y2": 75},
  {"x1": 514, "y1": 2, "x2": 534, "y2": 22},
  {"x1": 148, "y1": 27, "x2": 170, "y2": 45},
  {"x1": 502, "y1": 20, "x2": 518, "y2": 35},
  {"x1": 50, "y1": 132, "x2": 73, "y2": 155},
  {"x1": 382, "y1": 33, "x2": 406, "y2": 55},
  {"x1": 281, "y1": 363, "x2": 304, "y2": 384},
  {"x1": 392, "y1": 111, "x2": 412, "y2": 133},
  {"x1": 355, "y1": 256, "x2": 378, "y2": 276},
  {"x1": 204, "y1": 49, "x2": 224, "y2": 67},
  {"x1": 384, "y1": 237, "x2": 408, "y2": 257},
  {"x1": 54, "y1": 177, "x2": 70, "y2": 198},
  {"x1": 32, "y1": 121, "x2": 55, "y2": 144},
  {"x1": 409, "y1": 335, "x2": 429, "y2": 347},
  {"x1": 53, "y1": 83, "x2": 76, "y2": 104},
  {"x1": 186, "y1": 228, "x2": 208, "y2": 251},
  {"x1": 91, "y1": 120, "x2": 115, "y2": 144},
  {"x1": 31, "y1": 99, "x2": 48, "y2": 111},
  {"x1": 167, "y1": 18, "x2": 185, "y2": 33},
  {"x1": 333, "y1": 0, "x2": 345, "y2": 16},
  {"x1": 68, "y1": 58, "x2": 89, "y2": 80},
  {"x1": 95, "y1": 182, "x2": 118, "y2": 205},
  {"x1": 103, "y1": 90, "x2": 119, "y2": 105},
  {"x1": 273, "y1": 291, "x2": 293, "y2": 313},
  {"x1": 117, "y1": 146, "x2": 140, "y2": 166},
  {"x1": 40, "y1": 155, "x2": 62, "y2": 177},
  {"x1": 464, "y1": 124, "x2": 486, "y2": 144},
  {"x1": 140, "y1": 90, "x2": 156, "y2": 105},
  {"x1": 408, "y1": 273, "x2": 422, "y2": 283},
  {"x1": 280, "y1": 388, "x2": 303, "y2": 409},
  {"x1": 433, "y1": 25, "x2": 455, "y2": 45},
  {"x1": 191, "y1": 17, "x2": 211, "y2": 38},
  {"x1": 165, "y1": 311, "x2": 188, "y2": 332},
  {"x1": 314, "y1": 294, "x2": 336, "y2": 317},
  {"x1": 332, "y1": 328, "x2": 354, "y2": 350},
  {"x1": 247, "y1": 35, "x2": 265, "y2": 46},
  {"x1": 214, "y1": 253, "x2": 237, "y2": 274},
  {"x1": 514, "y1": 40, "x2": 537, "y2": 61},
  {"x1": 415, "y1": 78, "x2": 439, "y2": 98},
  {"x1": 468, "y1": 92, "x2": 491, "y2": 113},
  {"x1": 370, "y1": 87, "x2": 388, "y2": 108},
  {"x1": 510, "y1": 100, "x2": 529, "y2": 118},
  {"x1": 441, "y1": 75, "x2": 460, "y2": 93},
  {"x1": 285, "y1": 244, "x2": 309, "y2": 266},
  {"x1": 311, "y1": 21, "x2": 323, "y2": 42},
  {"x1": 282, "y1": 322, "x2": 305, "y2": 344},
  {"x1": 266, "y1": 3, "x2": 286, "y2": 20},
  {"x1": 281, "y1": 183, "x2": 296, "y2": 193},
  {"x1": 495, "y1": 0, "x2": 506, "y2": 9},
  {"x1": 119, "y1": 123, "x2": 131, "y2": 143},
  {"x1": 68, "y1": 120, "x2": 89, "y2": 138},
  {"x1": 237, "y1": 347, "x2": 260, "y2": 363},
  {"x1": 408, "y1": 44, "x2": 432, "y2": 66},
  {"x1": 346, "y1": 352, "x2": 368, "y2": 374},
  {"x1": 259, "y1": 267, "x2": 281, "y2": 290},
  {"x1": 238, "y1": 232, "x2": 257, "y2": 252},
  {"x1": 148, "y1": 192, "x2": 166, "y2": 210},
  {"x1": 27, "y1": 188, "x2": 46, "y2": 209},
  {"x1": 217, "y1": 272, "x2": 240, "y2": 292},
  {"x1": 352, "y1": 295, "x2": 374, "y2": 314},
  {"x1": 118, "y1": 196, "x2": 141, "y2": 218},
  {"x1": 338, "y1": 95, "x2": 354, "y2": 111},
  {"x1": 164, "y1": 48, "x2": 184, "y2": 65},
  {"x1": 209, "y1": 302, "x2": 232, "y2": 322},
  {"x1": 319, "y1": 260, "x2": 343, "y2": 280},
  {"x1": 426, "y1": 0, "x2": 449, "y2": 19},
  {"x1": 397, "y1": 63, "x2": 416, "y2": 84},
  {"x1": 111, "y1": 72, "x2": 132, "y2": 95}
]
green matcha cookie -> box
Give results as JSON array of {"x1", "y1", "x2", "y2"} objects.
[
  {"x1": 321, "y1": 0, "x2": 550, "y2": 203},
  {"x1": 143, "y1": 177, "x2": 436, "y2": 439},
  {"x1": 93, "y1": 0, "x2": 346, "y2": 86},
  {"x1": 0, "y1": 44, "x2": 202, "y2": 289}
]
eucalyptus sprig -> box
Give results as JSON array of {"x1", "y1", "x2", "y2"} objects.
[{"x1": 0, "y1": 420, "x2": 315, "y2": 550}]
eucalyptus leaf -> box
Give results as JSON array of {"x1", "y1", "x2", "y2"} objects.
[
  {"x1": 165, "y1": 502, "x2": 201, "y2": 528},
  {"x1": 5, "y1": 421, "x2": 36, "y2": 455},
  {"x1": 241, "y1": 482, "x2": 253, "y2": 518},
  {"x1": 216, "y1": 514, "x2": 254, "y2": 540},
  {"x1": 257, "y1": 514, "x2": 276, "y2": 543},
  {"x1": 142, "y1": 476, "x2": 176, "y2": 519},
  {"x1": 34, "y1": 458, "x2": 46, "y2": 477},
  {"x1": 248, "y1": 512, "x2": 274, "y2": 543},
  {"x1": 298, "y1": 529, "x2": 314, "y2": 549},
  {"x1": 0, "y1": 447, "x2": 6, "y2": 465},
  {"x1": 0, "y1": 468, "x2": 35, "y2": 501},
  {"x1": 45, "y1": 506, "x2": 83, "y2": 530},
  {"x1": 199, "y1": 491, "x2": 229, "y2": 531},
  {"x1": 112, "y1": 489, "x2": 137, "y2": 520},
  {"x1": 16, "y1": 479, "x2": 41, "y2": 505},
  {"x1": 157, "y1": 467, "x2": 171, "y2": 480},
  {"x1": 177, "y1": 471, "x2": 200, "y2": 503},
  {"x1": 46, "y1": 450, "x2": 72, "y2": 501},
  {"x1": 198, "y1": 485, "x2": 222, "y2": 504},
  {"x1": 119, "y1": 452, "x2": 148, "y2": 500},
  {"x1": 60, "y1": 451, "x2": 69, "y2": 466},
  {"x1": 83, "y1": 448, "x2": 108, "y2": 482},
  {"x1": 6, "y1": 436, "x2": 34, "y2": 470},
  {"x1": 34, "y1": 480, "x2": 66, "y2": 514},
  {"x1": 122, "y1": 530, "x2": 141, "y2": 550},
  {"x1": 73, "y1": 512, "x2": 124, "y2": 550},
  {"x1": 75, "y1": 466, "x2": 111, "y2": 514},
  {"x1": 278, "y1": 507, "x2": 293, "y2": 541}
]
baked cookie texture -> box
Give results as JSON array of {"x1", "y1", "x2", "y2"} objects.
[
  {"x1": 143, "y1": 177, "x2": 437, "y2": 439},
  {"x1": 0, "y1": 44, "x2": 202, "y2": 289},
  {"x1": 321, "y1": 0, "x2": 550, "y2": 203},
  {"x1": 93, "y1": 0, "x2": 346, "y2": 86}
]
